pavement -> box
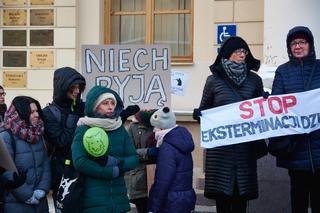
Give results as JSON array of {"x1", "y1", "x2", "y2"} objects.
[{"x1": 48, "y1": 186, "x2": 217, "y2": 213}]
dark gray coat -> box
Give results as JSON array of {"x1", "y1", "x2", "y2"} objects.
[{"x1": 0, "y1": 131, "x2": 51, "y2": 213}]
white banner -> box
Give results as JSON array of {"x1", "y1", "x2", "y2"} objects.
[{"x1": 200, "y1": 88, "x2": 320, "y2": 148}]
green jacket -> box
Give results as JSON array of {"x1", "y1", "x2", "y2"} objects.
[{"x1": 72, "y1": 86, "x2": 138, "y2": 213}]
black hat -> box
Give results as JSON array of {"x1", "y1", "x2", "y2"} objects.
[
  {"x1": 222, "y1": 37, "x2": 249, "y2": 59},
  {"x1": 210, "y1": 36, "x2": 260, "y2": 73}
]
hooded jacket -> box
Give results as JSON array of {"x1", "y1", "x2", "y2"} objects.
[
  {"x1": 148, "y1": 126, "x2": 196, "y2": 213},
  {"x1": 198, "y1": 37, "x2": 265, "y2": 200},
  {"x1": 71, "y1": 86, "x2": 138, "y2": 213},
  {"x1": 42, "y1": 67, "x2": 86, "y2": 192},
  {"x1": 270, "y1": 26, "x2": 320, "y2": 170}
]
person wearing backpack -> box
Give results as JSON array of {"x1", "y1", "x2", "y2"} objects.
[
  {"x1": 0, "y1": 96, "x2": 51, "y2": 213},
  {"x1": 42, "y1": 67, "x2": 86, "y2": 210},
  {"x1": 72, "y1": 86, "x2": 139, "y2": 213}
]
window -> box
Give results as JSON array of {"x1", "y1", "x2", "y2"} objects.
[{"x1": 104, "y1": 0, "x2": 194, "y2": 63}]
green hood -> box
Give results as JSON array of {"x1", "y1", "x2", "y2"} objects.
[{"x1": 85, "y1": 86, "x2": 124, "y2": 118}]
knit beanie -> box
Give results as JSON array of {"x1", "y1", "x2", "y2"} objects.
[
  {"x1": 222, "y1": 37, "x2": 249, "y2": 59},
  {"x1": 134, "y1": 109, "x2": 156, "y2": 127},
  {"x1": 83, "y1": 127, "x2": 109, "y2": 157},
  {"x1": 94, "y1": 93, "x2": 117, "y2": 110},
  {"x1": 150, "y1": 107, "x2": 176, "y2": 130}
]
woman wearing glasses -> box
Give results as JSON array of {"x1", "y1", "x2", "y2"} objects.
[
  {"x1": 193, "y1": 36, "x2": 267, "y2": 213},
  {"x1": 269, "y1": 26, "x2": 320, "y2": 213},
  {"x1": 0, "y1": 85, "x2": 7, "y2": 122}
]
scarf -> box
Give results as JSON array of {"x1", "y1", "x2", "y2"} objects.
[
  {"x1": 221, "y1": 58, "x2": 248, "y2": 86},
  {"x1": 1, "y1": 104, "x2": 44, "y2": 144},
  {"x1": 155, "y1": 125, "x2": 178, "y2": 147},
  {"x1": 77, "y1": 116, "x2": 122, "y2": 131}
]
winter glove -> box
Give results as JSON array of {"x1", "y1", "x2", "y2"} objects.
[
  {"x1": 106, "y1": 155, "x2": 120, "y2": 167},
  {"x1": 112, "y1": 166, "x2": 120, "y2": 178},
  {"x1": 5, "y1": 169, "x2": 27, "y2": 190},
  {"x1": 147, "y1": 147, "x2": 158, "y2": 157},
  {"x1": 192, "y1": 108, "x2": 202, "y2": 123},
  {"x1": 262, "y1": 91, "x2": 270, "y2": 99},
  {"x1": 33, "y1": 189, "x2": 46, "y2": 200},
  {"x1": 25, "y1": 194, "x2": 39, "y2": 205},
  {"x1": 120, "y1": 105, "x2": 140, "y2": 123}
]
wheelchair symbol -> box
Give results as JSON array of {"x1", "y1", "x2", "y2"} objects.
[{"x1": 219, "y1": 26, "x2": 231, "y2": 43}]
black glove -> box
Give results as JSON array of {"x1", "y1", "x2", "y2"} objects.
[
  {"x1": 262, "y1": 91, "x2": 270, "y2": 99},
  {"x1": 120, "y1": 105, "x2": 140, "y2": 123},
  {"x1": 192, "y1": 108, "x2": 201, "y2": 123},
  {"x1": 5, "y1": 169, "x2": 27, "y2": 190}
]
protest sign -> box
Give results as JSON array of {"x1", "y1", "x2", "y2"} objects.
[
  {"x1": 200, "y1": 88, "x2": 320, "y2": 148},
  {"x1": 81, "y1": 45, "x2": 171, "y2": 109},
  {"x1": 0, "y1": 138, "x2": 17, "y2": 172}
]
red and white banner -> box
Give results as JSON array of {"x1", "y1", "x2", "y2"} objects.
[{"x1": 200, "y1": 88, "x2": 320, "y2": 148}]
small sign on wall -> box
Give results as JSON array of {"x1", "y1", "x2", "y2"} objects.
[
  {"x1": 3, "y1": 71, "x2": 27, "y2": 88},
  {"x1": 30, "y1": 51, "x2": 54, "y2": 68},
  {"x1": 3, "y1": 9, "x2": 27, "y2": 26},
  {"x1": 217, "y1": 24, "x2": 237, "y2": 44}
]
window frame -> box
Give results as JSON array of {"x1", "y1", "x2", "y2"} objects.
[{"x1": 104, "y1": 0, "x2": 194, "y2": 64}]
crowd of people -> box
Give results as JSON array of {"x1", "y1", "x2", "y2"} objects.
[{"x1": 0, "y1": 25, "x2": 319, "y2": 213}]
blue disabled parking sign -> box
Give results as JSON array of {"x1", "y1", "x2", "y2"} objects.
[{"x1": 217, "y1": 24, "x2": 236, "y2": 44}]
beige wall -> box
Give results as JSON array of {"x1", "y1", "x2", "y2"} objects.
[
  {"x1": 264, "y1": 0, "x2": 320, "y2": 66},
  {"x1": 0, "y1": 0, "x2": 77, "y2": 107}
]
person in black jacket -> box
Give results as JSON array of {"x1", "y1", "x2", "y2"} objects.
[
  {"x1": 193, "y1": 36, "x2": 267, "y2": 213},
  {"x1": 42, "y1": 67, "x2": 87, "y2": 209},
  {"x1": 269, "y1": 26, "x2": 320, "y2": 213}
]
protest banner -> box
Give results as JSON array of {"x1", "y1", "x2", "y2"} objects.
[
  {"x1": 200, "y1": 88, "x2": 320, "y2": 148},
  {"x1": 81, "y1": 45, "x2": 171, "y2": 109},
  {"x1": 0, "y1": 138, "x2": 17, "y2": 172}
]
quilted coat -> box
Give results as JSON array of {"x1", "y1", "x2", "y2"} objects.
[{"x1": 198, "y1": 37, "x2": 266, "y2": 200}]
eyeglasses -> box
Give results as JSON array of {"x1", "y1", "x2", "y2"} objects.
[
  {"x1": 233, "y1": 49, "x2": 248, "y2": 56},
  {"x1": 290, "y1": 40, "x2": 308, "y2": 48},
  {"x1": 0, "y1": 92, "x2": 6, "y2": 97}
]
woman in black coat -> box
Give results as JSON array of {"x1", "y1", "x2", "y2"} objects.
[{"x1": 193, "y1": 36, "x2": 267, "y2": 213}]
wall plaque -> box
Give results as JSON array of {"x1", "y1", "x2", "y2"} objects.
[
  {"x1": 3, "y1": 30, "x2": 27, "y2": 46},
  {"x1": 30, "y1": 30, "x2": 54, "y2": 46},
  {"x1": 30, "y1": 0, "x2": 54, "y2": 5},
  {"x1": 30, "y1": 9, "x2": 54, "y2": 26},
  {"x1": 3, "y1": 51, "x2": 27, "y2": 67},
  {"x1": 30, "y1": 51, "x2": 54, "y2": 68},
  {"x1": 2, "y1": 0, "x2": 27, "y2": 6},
  {"x1": 3, "y1": 71, "x2": 27, "y2": 88},
  {"x1": 3, "y1": 9, "x2": 27, "y2": 26}
]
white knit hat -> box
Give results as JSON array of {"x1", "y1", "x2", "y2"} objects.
[
  {"x1": 150, "y1": 107, "x2": 176, "y2": 129},
  {"x1": 94, "y1": 93, "x2": 117, "y2": 110}
]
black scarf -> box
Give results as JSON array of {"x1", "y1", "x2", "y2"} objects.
[{"x1": 221, "y1": 58, "x2": 247, "y2": 86}]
